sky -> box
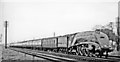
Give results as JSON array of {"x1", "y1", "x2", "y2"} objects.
[{"x1": 0, "y1": 0, "x2": 119, "y2": 43}]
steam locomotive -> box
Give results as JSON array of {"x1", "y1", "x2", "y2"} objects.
[{"x1": 9, "y1": 30, "x2": 114, "y2": 58}]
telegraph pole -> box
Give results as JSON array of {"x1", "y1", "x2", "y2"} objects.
[
  {"x1": 117, "y1": 17, "x2": 120, "y2": 51},
  {"x1": 5, "y1": 21, "x2": 8, "y2": 49}
]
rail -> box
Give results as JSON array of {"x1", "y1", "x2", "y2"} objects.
[{"x1": 10, "y1": 48, "x2": 78, "y2": 62}]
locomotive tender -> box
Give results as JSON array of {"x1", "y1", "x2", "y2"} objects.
[{"x1": 10, "y1": 30, "x2": 113, "y2": 58}]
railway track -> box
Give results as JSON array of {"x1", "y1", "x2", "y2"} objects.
[
  {"x1": 10, "y1": 48, "x2": 120, "y2": 62},
  {"x1": 10, "y1": 48, "x2": 79, "y2": 62}
]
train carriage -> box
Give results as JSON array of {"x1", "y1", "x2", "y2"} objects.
[
  {"x1": 42, "y1": 37, "x2": 57, "y2": 51},
  {"x1": 33, "y1": 39, "x2": 42, "y2": 47}
]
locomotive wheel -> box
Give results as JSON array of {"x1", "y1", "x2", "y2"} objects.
[
  {"x1": 59, "y1": 48, "x2": 62, "y2": 53},
  {"x1": 80, "y1": 45, "x2": 90, "y2": 56},
  {"x1": 74, "y1": 45, "x2": 91, "y2": 56},
  {"x1": 76, "y1": 46, "x2": 81, "y2": 55},
  {"x1": 104, "y1": 51, "x2": 108, "y2": 58},
  {"x1": 69, "y1": 47, "x2": 73, "y2": 54},
  {"x1": 82, "y1": 49, "x2": 86, "y2": 56},
  {"x1": 99, "y1": 51, "x2": 103, "y2": 58},
  {"x1": 75, "y1": 46, "x2": 79, "y2": 55},
  {"x1": 85, "y1": 49, "x2": 90, "y2": 57},
  {"x1": 75, "y1": 51, "x2": 79, "y2": 55},
  {"x1": 84, "y1": 49, "x2": 90, "y2": 56},
  {"x1": 76, "y1": 46, "x2": 85, "y2": 56}
]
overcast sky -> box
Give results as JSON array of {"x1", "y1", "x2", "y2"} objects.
[{"x1": 0, "y1": 0, "x2": 119, "y2": 43}]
